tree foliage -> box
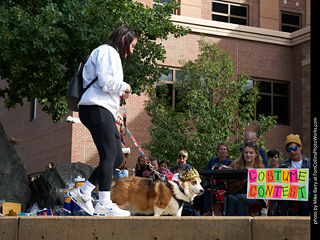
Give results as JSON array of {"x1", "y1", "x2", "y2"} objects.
[
  {"x1": 0, "y1": 0, "x2": 189, "y2": 122},
  {"x1": 145, "y1": 39, "x2": 277, "y2": 169}
]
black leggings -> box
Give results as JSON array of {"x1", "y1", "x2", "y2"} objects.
[{"x1": 79, "y1": 105, "x2": 123, "y2": 191}]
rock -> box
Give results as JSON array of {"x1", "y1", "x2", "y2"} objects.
[
  {"x1": 0, "y1": 121, "x2": 95, "y2": 212},
  {"x1": 28, "y1": 162, "x2": 95, "y2": 209},
  {"x1": 56, "y1": 162, "x2": 95, "y2": 185},
  {"x1": 0, "y1": 121, "x2": 31, "y2": 212},
  {"x1": 28, "y1": 168, "x2": 66, "y2": 209}
]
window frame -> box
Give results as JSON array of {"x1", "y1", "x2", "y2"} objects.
[
  {"x1": 281, "y1": 11, "x2": 302, "y2": 33},
  {"x1": 251, "y1": 79, "x2": 290, "y2": 126},
  {"x1": 156, "y1": 67, "x2": 181, "y2": 108},
  {"x1": 211, "y1": 0, "x2": 249, "y2": 26}
]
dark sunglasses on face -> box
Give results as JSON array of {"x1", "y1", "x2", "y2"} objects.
[
  {"x1": 179, "y1": 155, "x2": 186, "y2": 159},
  {"x1": 286, "y1": 146, "x2": 298, "y2": 152}
]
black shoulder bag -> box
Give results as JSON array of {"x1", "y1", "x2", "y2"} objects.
[{"x1": 66, "y1": 59, "x2": 98, "y2": 112}]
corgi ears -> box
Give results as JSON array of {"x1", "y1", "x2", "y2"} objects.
[{"x1": 178, "y1": 166, "x2": 187, "y2": 182}]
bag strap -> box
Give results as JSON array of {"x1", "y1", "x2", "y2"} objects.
[
  {"x1": 83, "y1": 76, "x2": 98, "y2": 93},
  {"x1": 82, "y1": 55, "x2": 98, "y2": 93}
]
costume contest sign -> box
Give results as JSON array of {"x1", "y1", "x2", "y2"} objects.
[{"x1": 247, "y1": 168, "x2": 309, "y2": 201}]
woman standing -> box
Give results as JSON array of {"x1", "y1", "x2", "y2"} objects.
[{"x1": 69, "y1": 25, "x2": 138, "y2": 216}]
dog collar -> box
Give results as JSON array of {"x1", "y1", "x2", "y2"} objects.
[
  {"x1": 172, "y1": 180, "x2": 185, "y2": 195},
  {"x1": 172, "y1": 180, "x2": 179, "y2": 185},
  {"x1": 170, "y1": 180, "x2": 185, "y2": 208}
]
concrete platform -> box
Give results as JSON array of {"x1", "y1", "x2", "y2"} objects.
[{"x1": 0, "y1": 216, "x2": 310, "y2": 240}]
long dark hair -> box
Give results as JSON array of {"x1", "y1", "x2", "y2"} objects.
[{"x1": 108, "y1": 25, "x2": 137, "y2": 66}]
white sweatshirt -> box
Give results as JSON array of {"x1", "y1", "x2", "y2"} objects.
[{"x1": 78, "y1": 44, "x2": 128, "y2": 119}]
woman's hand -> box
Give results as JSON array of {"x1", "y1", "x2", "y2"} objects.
[
  {"x1": 122, "y1": 84, "x2": 131, "y2": 100},
  {"x1": 115, "y1": 114, "x2": 124, "y2": 125},
  {"x1": 122, "y1": 92, "x2": 130, "y2": 100},
  {"x1": 219, "y1": 165, "x2": 233, "y2": 170}
]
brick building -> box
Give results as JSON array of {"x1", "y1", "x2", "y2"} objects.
[{"x1": 0, "y1": 0, "x2": 310, "y2": 175}]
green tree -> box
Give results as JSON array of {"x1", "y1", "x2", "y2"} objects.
[
  {"x1": 0, "y1": 0, "x2": 189, "y2": 122},
  {"x1": 145, "y1": 39, "x2": 277, "y2": 169}
]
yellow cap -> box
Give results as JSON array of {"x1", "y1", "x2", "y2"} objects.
[{"x1": 285, "y1": 134, "x2": 302, "y2": 147}]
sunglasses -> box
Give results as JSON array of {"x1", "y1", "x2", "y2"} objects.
[
  {"x1": 179, "y1": 155, "x2": 186, "y2": 159},
  {"x1": 244, "y1": 142, "x2": 257, "y2": 147},
  {"x1": 286, "y1": 146, "x2": 298, "y2": 152}
]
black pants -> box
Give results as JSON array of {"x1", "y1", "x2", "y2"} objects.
[{"x1": 79, "y1": 105, "x2": 123, "y2": 191}]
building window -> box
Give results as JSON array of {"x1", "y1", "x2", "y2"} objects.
[
  {"x1": 211, "y1": 1, "x2": 248, "y2": 26},
  {"x1": 244, "y1": 79, "x2": 290, "y2": 125},
  {"x1": 281, "y1": 12, "x2": 301, "y2": 33},
  {"x1": 156, "y1": 68, "x2": 180, "y2": 108},
  {"x1": 153, "y1": 0, "x2": 180, "y2": 15}
]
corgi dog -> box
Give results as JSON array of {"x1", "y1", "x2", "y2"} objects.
[{"x1": 110, "y1": 166, "x2": 204, "y2": 216}]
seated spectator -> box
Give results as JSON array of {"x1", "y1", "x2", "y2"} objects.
[
  {"x1": 240, "y1": 132, "x2": 268, "y2": 167},
  {"x1": 130, "y1": 168, "x2": 136, "y2": 176},
  {"x1": 278, "y1": 134, "x2": 310, "y2": 216},
  {"x1": 135, "y1": 155, "x2": 146, "y2": 177},
  {"x1": 142, "y1": 158, "x2": 159, "y2": 178},
  {"x1": 47, "y1": 161, "x2": 56, "y2": 169},
  {"x1": 221, "y1": 142, "x2": 265, "y2": 216},
  {"x1": 159, "y1": 160, "x2": 173, "y2": 175},
  {"x1": 267, "y1": 149, "x2": 280, "y2": 168},
  {"x1": 205, "y1": 142, "x2": 232, "y2": 170},
  {"x1": 172, "y1": 150, "x2": 192, "y2": 174},
  {"x1": 203, "y1": 142, "x2": 232, "y2": 215},
  {"x1": 113, "y1": 161, "x2": 128, "y2": 179}
]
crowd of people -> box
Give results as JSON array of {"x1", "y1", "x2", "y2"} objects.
[
  {"x1": 127, "y1": 131, "x2": 310, "y2": 217},
  {"x1": 59, "y1": 25, "x2": 310, "y2": 217},
  {"x1": 4, "y1": 23, "x2": 306, "y2": 219}
]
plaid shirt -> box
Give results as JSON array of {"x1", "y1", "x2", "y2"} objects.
[{"x1": 279, "y1": 154, "x2": 310, "y2": 168}]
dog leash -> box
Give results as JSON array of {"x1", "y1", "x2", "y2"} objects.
[
  {"x1": 125, "y1": 123, "x2": 154, "y2": 170},
  {"x1": 120, "y1": 107, "x2": 128, "y2": 158},
  {"x1": 119, "y1": 106, "x2": 151, "y2": 168},
  {"x1": 125, "y1": 125, "x2": 150, "y2": 163}
]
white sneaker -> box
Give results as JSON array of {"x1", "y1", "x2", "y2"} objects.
[
  {"x1": 93, "y1": 202, "x2": 130, "y2": 217},
  {"x1": 68, "y1": 188, "x2": 94, "y2": 215}
]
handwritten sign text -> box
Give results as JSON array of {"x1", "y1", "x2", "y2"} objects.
[{"x1": 247, "y1": 168, "x2": 309, "y2": 201}]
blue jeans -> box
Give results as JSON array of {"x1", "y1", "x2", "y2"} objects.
[{"x1": 224, "y1": 193, "x2": 257, "y2": 216}]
